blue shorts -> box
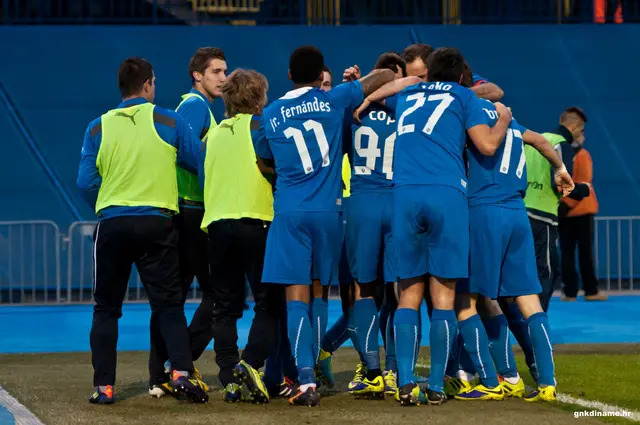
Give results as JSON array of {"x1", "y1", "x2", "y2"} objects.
[
  {"x1": 393, "y1": 185, "x2": 469, "y2": 280},
  {"x1": 457, "y1": 205, "x2": 541, "y2": 299},
  {"x1": 262, "y1": 211, "x2": 342, "y2": 286},
  {"x1": 345, "y1": 191, "x2": 397, "y2": 283}
]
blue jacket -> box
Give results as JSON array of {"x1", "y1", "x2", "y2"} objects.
[{"x1": 77, "y1": 98, "x2": 201, "y2": 220}]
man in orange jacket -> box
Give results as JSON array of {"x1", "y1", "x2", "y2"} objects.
[{"x1": 558, "y1": 133, "x2": 607, "y2": 301}]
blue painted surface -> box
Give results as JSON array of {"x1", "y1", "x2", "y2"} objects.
[
  {"x1": 0, "y1": 405, "x2": 14, "y2": 425},
  {"x1": 0, "y1": 296, "x2": 638, "y2": 354}
]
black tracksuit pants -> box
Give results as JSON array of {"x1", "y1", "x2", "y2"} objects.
[
  {"x1": 148, "y1": 205, "x2": 214, "y2": 386},
  {"x1": 208, "y1": 218, "x2": 283, "y2": 387},
  {"x1": 90, "y1": 215, "x2": 193, "y2": 387}
]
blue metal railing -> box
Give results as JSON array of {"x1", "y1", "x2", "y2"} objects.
[{"x1": 1, "y1": 0, "x2": 639, "y2": 25}]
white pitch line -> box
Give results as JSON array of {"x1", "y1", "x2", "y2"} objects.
[
  {"x1": 413, "y1": 362, "x2": 639, "y2": 421},
  {"x1": 0, "y1": 386, "x2": 44, "y2": 425}
]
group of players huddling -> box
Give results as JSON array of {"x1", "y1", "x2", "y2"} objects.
[{"x1": 229, "y1": 42, "x2": 575, "y2": 408}]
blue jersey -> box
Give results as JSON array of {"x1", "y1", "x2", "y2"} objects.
[
  {"x1": 254, "y1": 82, "x2": 364, "y2": 213},
  {"x1": 346, "y1": 103, "x2": 396, "y2": 193},
  {"x1": 467, "y1": 101, "x2": 529, "y2": 208},
  {"x1": 392, "y1": 81, "x2": 487, "y2": 192}
]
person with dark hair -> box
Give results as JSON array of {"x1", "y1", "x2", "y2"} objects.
[
  {"x1": 400, "y1": 43, "x2": 433, "y2": 80},
  {"x1": 147, "y1": 46, "x2": 227, "y2": 400},
  {"x1": 317, "y1": 51, "x2": 412, "y2": 396},
  {"x1": 253, "y1": 45, "x2": 395, "y2": 406},
  {"x1": 360, "y1": 47, "x2": 513, "y2": 405},
  {"x1": 523, "y1": 106, "x2": 592, "y2": 312},
  {"x1": 321, "y1": 65, "x2": 332, "y2": 92},
  {"x1": 77, "y1": 57, "x2": 208, "y2": 404}
]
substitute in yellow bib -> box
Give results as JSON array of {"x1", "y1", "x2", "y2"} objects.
[
  {"x1": 199, "y1": 69, "x2": 281, "y2": 402},
  {"x1": 77, "y1": 57, "x2": 207, "y2": 405},
  {"x1": 147, "y1": 48, "x2": 227, "y2": 397}
]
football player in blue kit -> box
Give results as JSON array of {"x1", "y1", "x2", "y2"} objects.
[
  {"x1": 453, "y1": 100, "x2": 573, "y2": 403},
  {"x1": 253, "y1": 45, "x2": 395, "y2": 407},
  {"x1": 363, "y1": 47, "x2": 513, "y2": 405},
  {"x1": 342, "y1": 52, "x2": 422, "y2": 399}
]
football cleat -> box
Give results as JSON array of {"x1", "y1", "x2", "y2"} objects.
[
  {"x1": 192, "y1": 367, "x2": 210, "y2": 392},
  {"x1": 348, "y1": 375, "x2": 385, "y2": 399},
  {"x1": 426, "y1": 388, "x2": 447, "y2": 405},
  {"x1": 444, "y1": 376, "x2": 473, "y2": 397},
  {"x1": 234, "y1": 360, "x2": 270, "y2": 404},
  {"x1": 524, "y1": 385, "x2": 557, "y2": 402},
  {"x1": 268, "y1": 376, "x2": 295, "y2": 399},
  {"x1": 289, "y1": 386, "x2": 320, "y2": 407},
  {"x1": 499, "y1": 376, "x2": 525, "y2": 398},
  {"x1": 383, "y1": 370, "x2": 398, "y2": 395},
  {"x1": 223, "y1": 383, "x2": 243, "y2": 403},
  {"x1": 316, "y1": 349, "x2": 335, "y2": 388},
  {"x1": 347, "y1": 363, "x2": 367, "y2": 391},
  {"x1": 171, "y1": 371, "x2": 209, "y2": 403},
  {"x1": 455, "y1": 384, "x2": 505, "y2": 401},
  {"x1": 397, "y1": 383, "x2": 426, "y2": 406},
  {"x1": 89, "y1": 385, "x2": 115, "y2": 405}
]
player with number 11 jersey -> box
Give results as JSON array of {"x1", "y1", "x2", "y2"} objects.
[{"x1": 254, "y1": 46, "x2": 395, "y2": 407}]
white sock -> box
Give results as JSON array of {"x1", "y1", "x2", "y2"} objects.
[
  {"x1": 299, "y1": 383, "x2": 316, "y2": 393},
  {"x1": 456, "y1": 370, "x2": 475, "y2": 382},
  {"x1": 504, "y1": 375, "x2": 521, "y2": 385}
]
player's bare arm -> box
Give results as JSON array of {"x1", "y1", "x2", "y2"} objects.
[
  {"x1": 358, "y1": 69, "x2": 396, "y2": 98},
  {"x1": 467, "y1": 103, "x2": 512, "y2": 155},
  {"x1": 471, "y1": 82, "x2": 504, "y2": 102},
  {"x1": 353, "y1": 76, "x2": 422, "y2": 122},
  {"x1": 522, "y1": 130, "x2": 575, "y2": 196}
]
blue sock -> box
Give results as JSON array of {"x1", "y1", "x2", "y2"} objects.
[
  {"x1": 458, "y1": 344, "x2": 476, "y2": 376},
  {"x1": 445, "y1": 333, "x2": 462, "y2": 377},
  {"x1": 287, "y1": 301, "x2": 315, "y2": 385},
  {"x1": 322, "y1": 313, "x2": 349, "y2": 353},
  {"x1": 483, "y1": 314, "x2": 518, "y2": 378},
  {"x1": 379, "y1": 302, "x2": 390, "y2": 349},
  {"x1": 394, "y1": 308, "x2": 420, "y2": 387},
  {"x1": 459, "y1": 314, "x2": 499, "y2": 388},
  {"x1": 355, "y1": 298, "x2": 380, "y2": 372},
  {"x1": 347, "y1": 308, "x2": 365, "y2": 363},
  {"x1": 428, "y1": 309, "x2": 458, "y2": 393},
  {"x1": 504, "y1": 302, "x2": 538, "y2": 381},
  {"x1": 384, "y1": 308, "x2": 397, "y2": 372},
  {"x1": 527, "y1": 312, "x2": 556, "y2": 387},
  {"x1": 311, "y1": 298, "x2": 328, "y2": 364}
]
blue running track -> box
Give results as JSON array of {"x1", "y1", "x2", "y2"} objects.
[{"x1": 1, "y1": 296, "x2": 639, "y2": 354}]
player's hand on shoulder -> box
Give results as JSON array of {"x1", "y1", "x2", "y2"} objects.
[
  {"x1": 342, "y1": 65, "x2": 361, "y2": 82},
  {"x1": 493, "y1": 102, "x2": 512, "y2": 120},
  {"x1": 353, "y1": 98, "x2": 371, "y2": 123}
]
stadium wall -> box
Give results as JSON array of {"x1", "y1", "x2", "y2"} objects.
[{"x1": 0, "y1": 25, "x2": 638, "y2": 220}]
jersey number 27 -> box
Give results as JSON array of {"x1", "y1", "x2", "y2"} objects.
[{"x1": 397, "y1": 92, "x2": 454, "y2": 136}]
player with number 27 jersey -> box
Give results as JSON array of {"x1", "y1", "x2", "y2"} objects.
[
  {"x1": 255, "y1": 81, "x2": 364, "y2": 286},
  {"x1": 462, "y1": 101, "x2": 540, "y2": 299},
  {"x1": 392, "y1": 81, "x2": 486, "y2": 281}
]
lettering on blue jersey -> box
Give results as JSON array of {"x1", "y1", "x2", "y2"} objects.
[
  {"x1": 272, "y1": 97, "x2": 332, "y2": 130},
  {"x1": 350, "y1": 104, "x2": 397, "y2": 190}
]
